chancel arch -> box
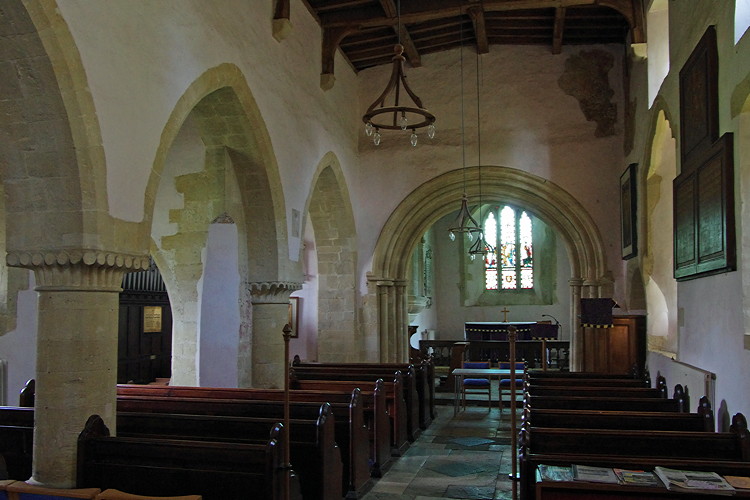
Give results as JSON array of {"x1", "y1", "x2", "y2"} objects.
[
  {"x1": 299, "y1": 152, "x2": 360, "y2": 362},
  {"x1": 145, "y1": 64, "x2": 293, "y2": 389},
  {"x1": 370, "y1": 166, "x2": 610, "y2": 368}
]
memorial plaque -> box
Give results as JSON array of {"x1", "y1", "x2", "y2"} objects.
[
  {"x1": 143, "y1": 306, "x2": 163, "y2": 333},
  {"x1": 673, "y1": 133, "x2": 735, "y2": 280}
]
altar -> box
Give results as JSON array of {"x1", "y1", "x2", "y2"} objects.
[{"x1": 464, "y1": 322, "x2": 559, "y2": 341}]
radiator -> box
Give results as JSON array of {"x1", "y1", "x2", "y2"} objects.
[
  {"x1": 0, "y1": 359, "x2": 6, "y2": 406},
  {"x1": 648, "y1": 351, "x2": 716, "y2": 408}
]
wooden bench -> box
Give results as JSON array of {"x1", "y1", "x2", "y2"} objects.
[
  {"x1": 0, "y1": 407, "x2": 33, "y2": 481},
  {"x1": 524, "y1": 385, "x2": 665, "y2": 399},
  {"x1": 117, "y1": 382, "x2": 391, "y2": 478},
  {"x1": 77, "y1": 415, "x2": 301, "y2": 500},
  {"x1": 520, "y1": 413, "x2": 750, "y2": 500},
  {"x1": 289, "y1": 373, "x2": 410, "y2": 456},
  {"x1": 292, "y1": 357, "x2": 435, "y2": 428},
  {"x1": 290, "y1": 365, "x2": 420, "y2": 442},
  {"x1": 521, "y1": 396, "x2": 715, "y2": 432},
  {"x1": 524, "y1": 394, "x2": 685, "y2": 412},
  {"x1": 116, "y1": 405, "x2": 340, "y2": 500},
  {"x1": 527, "y1": 371, "x2": 647, "y2": 380},
  {"x1": 115, "y1": 394, "x2": 372, "y2": 498},
  {"x1": 526, "y1": 377, "x2": 649, "y2": 387}
]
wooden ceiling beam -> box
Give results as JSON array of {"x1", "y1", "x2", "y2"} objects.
[
  {"x1": 552, "y1": 7, "x2": 566, "y2": 54},
  {"x1": 468, "y1": 6, "x2": 490, "y2": 54},
  {"x1": 272, "y1": 0, "x2": 292, "y2": 41},
  {"x1": 379, "y1": 0, "x2": 422, "y2": 67},
  {"x1": 318, "y1": 0, "x2": 638, "y2": 30}
]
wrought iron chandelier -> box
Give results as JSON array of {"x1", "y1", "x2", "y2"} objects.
[
  {"x1": 448, "y1": 20, "x2": 482, "y2": 242},
  {"x1": 362, "y1": 0, "x2": 435, "y2": 147},
  {"x1": 468, "y1": 51, "x2": 494, "y2": 261}
]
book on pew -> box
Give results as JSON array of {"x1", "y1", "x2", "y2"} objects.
[
  {"x1": 572, "y1": 465, "x2": 619, "y2": 484},
  {"x1": 537, "y1": 464, "x2": 573, "y2": 482},
  {"x1": 653, "y1": 466, "x2": 736, "y2": 496},
  {"x1": 613, "y1": 468, "x2": 660, "y2": 487}
]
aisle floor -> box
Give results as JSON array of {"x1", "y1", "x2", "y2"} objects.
[{"x1": 361, "y1": 402, "x2": 518, "y2": 500}]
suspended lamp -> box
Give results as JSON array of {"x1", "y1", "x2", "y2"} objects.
[
  {"x1": 447, "y1": 13, "x2": 481, "y2": 242},
  {"x1": 362, "y1": 1, "x2": 435, "y2": 147},
  {"x1": 468, "y1": 50, "x2": 494, "y2": 261}
]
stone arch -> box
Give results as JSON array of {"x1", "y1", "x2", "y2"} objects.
[
  {"x1": 19, "y1": 1, "x2": 132, "y2": 249},
  {"x1": 145, "y1": 63, "x2": 288, "y2": 281},
  {"x1": 303, "y1": 152, "x2": 360, "y2": 361},
  {"x1": 146, "y1": 65, "x2": 291, "y2": 386},
  {"x1": 736, "y1": 91, "x2": 750, "y2": 338},
  {"x1": 371, "y1": 166, "x2": 610, "y2": 367},
  {"x1": 640, "y1": 103, "x2": 678, "y2": 353}
]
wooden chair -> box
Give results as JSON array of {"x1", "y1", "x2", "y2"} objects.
[
  {"x1": 498, "y1": 361, "x2": 527, "y2": 416},
  {"x1": 461, "y1": 361, "x2": 492, "y2": 409},
  {"x1": 95, "y1": 489, "x2": 202, "y2": 500}
]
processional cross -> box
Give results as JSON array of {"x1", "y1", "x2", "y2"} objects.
[{"x1": 501, "y1": 307, "x2": 510, "y2": 322}]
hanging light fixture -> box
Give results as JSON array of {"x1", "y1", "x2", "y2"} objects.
[
  {"x1": 362, "y1": 0, "x2": 435, "y2": 147},
  {"x1": 448, "y1": 14, "x2": 481, "y2": 242},
  {"x1": 468, "y1": 50, "x2": 494, "y2": 261}
]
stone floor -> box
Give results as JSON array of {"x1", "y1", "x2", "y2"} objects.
[{"x1": 361, "y1": 398, "x2": 520, "y2": 500}]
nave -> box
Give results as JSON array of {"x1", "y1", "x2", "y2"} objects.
[{"x1": 362, "y1": 405, "x2": 515, "y2": 500}]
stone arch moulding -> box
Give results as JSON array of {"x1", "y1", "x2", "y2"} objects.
[
  {"x1": 370, "y1": 166, "x2": 610, "y2": 367},
  {"x1": 302, "y1": 152, "x2": 361, "y2": 361},
  {"x1": 143, "y1": 63, "x2": 289, "y2": 281}
]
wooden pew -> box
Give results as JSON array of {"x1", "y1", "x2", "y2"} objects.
[
  {"x1": 527, "y1": 371, "x2": 647, "y2": 380},
  {"x1": 290, "y1": 365, "x2": 420, "y2": 442},
  {"x1": 524, "y1": 393, "x2": 685, "y2": 412},
  {"x1": 526, "y1": 377, "x2": 649, "y2": 387},
  {"x1": 115, "y1": 395, "x2": 372, "y2": 499},
  {"x1": 524, "y1": 385, "x2": 665, "y2": 399},
  {"x1": 116, "y1": 382, "x2": 390, "y2": 478},
  {"x1": 292, "y1": 357, "x2": 435, "y2": 428},
  {"x1": 116, "y1": 405, "x2": 341, "y2": 500},
  {"x1": 520, "y1": 411, "x2": 750, "y2": 500},
  {"x1": 521, "y1": 396, "x2": 715, "y2": 432},
  {"x1": 0, "y1": 407, "x2": 34, "y2": 481},
  {"x1": 289, "y1": 372, "x2": 410, "y2": 456},
  {"x1": 77, "y1": 415, "x2": 302, "y2": 500}
]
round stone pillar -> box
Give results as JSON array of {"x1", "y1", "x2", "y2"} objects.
[
  {"x1": 6, "y1": 250, "x2": 150, "y2": 488},
  {"x1": 248, "y1": 281, "x2": 300, "y2": 388}
]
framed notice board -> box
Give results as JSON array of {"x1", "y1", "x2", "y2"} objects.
[{"x1": 673, "y1": 133, "x2": 736, "y2": 280}]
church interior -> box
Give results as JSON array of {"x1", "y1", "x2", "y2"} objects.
[{"x1": 3, "y1": 0, "x2": 750, "y2": 498}]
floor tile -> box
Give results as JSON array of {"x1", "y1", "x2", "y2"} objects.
[{"x1": 360, "y1": 402, "x2": 521, "y2": 500}]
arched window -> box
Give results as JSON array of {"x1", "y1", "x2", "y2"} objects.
[{"x1": 484, "y1": 205, "x2": 534, "y2": 291}]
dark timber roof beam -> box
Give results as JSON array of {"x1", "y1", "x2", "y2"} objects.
[
  {"x1": 468, "y1": 6, "x2": 490, "y2": 54},
  {"x1": 552, "y1": 7, "x2": 566, "y2": 54}
]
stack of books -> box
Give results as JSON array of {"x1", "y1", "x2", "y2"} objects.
[{"x1": 537, "y1": 464, "x2": 745, "y2": 496}]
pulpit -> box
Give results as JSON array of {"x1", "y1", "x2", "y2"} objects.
[{"x1": 581, "y1": 315, "x2": 646, "y2": 374}]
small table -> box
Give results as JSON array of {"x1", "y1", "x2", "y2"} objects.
[{"x1": 452, "y1": 368, "x2": 514, "y2": 415}]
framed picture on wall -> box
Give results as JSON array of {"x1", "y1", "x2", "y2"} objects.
[
  {"x1": 288, "y1": 297, "x2": 300, "y2": 338},
  {"x1": 620, "y1": 163, "x2": 637, "y2": 260}
]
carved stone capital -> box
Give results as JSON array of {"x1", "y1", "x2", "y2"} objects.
[
  {"x1": 248, "y1": 281, "x2": 302, "y2": 304},
  {"x1": 7, "y1": 250, "x2": 150, "y2": 292}
]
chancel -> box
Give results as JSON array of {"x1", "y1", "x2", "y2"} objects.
[{"x1": 1, "y1": 2, "x2": 749, "y2": 500}]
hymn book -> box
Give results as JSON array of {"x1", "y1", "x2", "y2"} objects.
[
  {"x1": 572, "y1": 465, "x2": 619, "y2": 484},
  {"x1": 653, "y1": 467, "x2": 736, "y2": 495},
  {"x1": 613, "y1": 469, "x2": 660, "y2": 487}
]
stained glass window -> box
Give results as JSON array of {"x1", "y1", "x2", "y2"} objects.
[
  {"x1": 484, "y1": 206, "x2": 534, "y2": 291},
  {"x1": 484, "y1": 212, "x2": 498, "y2": 289}
]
